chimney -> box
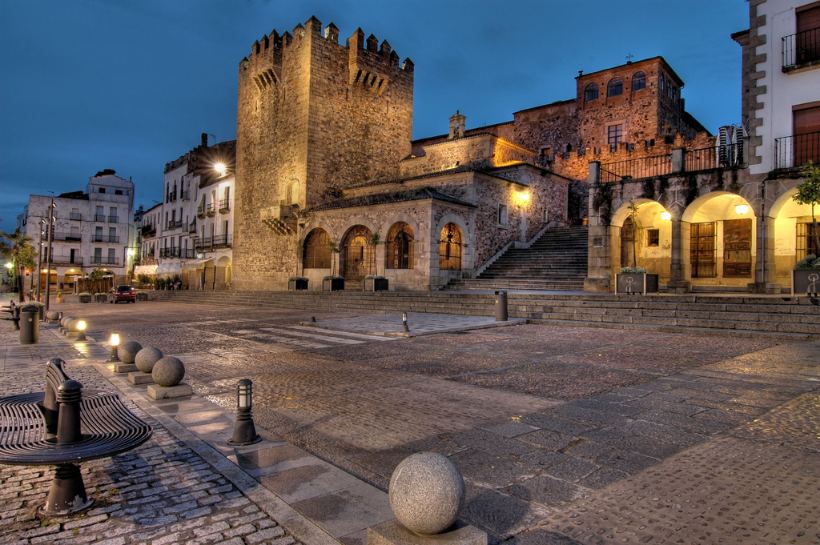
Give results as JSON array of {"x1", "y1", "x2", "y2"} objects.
[{"x1": 201, "y1": 133, "x2": 208, "y2": 147}]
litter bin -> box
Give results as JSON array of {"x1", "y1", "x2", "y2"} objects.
[
  {"x1": 20, "y1": 305, "x2": 40, "y2": 344},
  {"x1": 494, "y1": 290, "x2": 508, "y2": 322}
]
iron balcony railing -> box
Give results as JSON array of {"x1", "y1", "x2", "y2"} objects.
[
  {"x1": 69, "y1": 212, "x2": 82, "y2": 221},
  {"x1": 108, "y1": 215, "x2": 119, "y2": 223},
  {"x1": 775, "y1": 130, "x2": 820, "y2": 169},
  {"x1": 206, "y1": 202, "x2": 216, "y2": 216},
  {"x1": 783, "y1": 27, "x2": 820, "y2": 71},
  {"x1": 219, "y1": 199, "x2": 230, "y2": 212},
  {"x1": 93, "y1": 234, "x2": 120, "y2": 243},
  {"x1": 188, "y1": 221, "x2": 197, "y2": 234},
  {"x1": 159, "y1": 247, "x2": 195, "y2": 259},
  {"x1": 90, "y1": 256, "x2": 120, "y2": 266},
  {"x1": 53, "y1": 232, "x2": 82, "y2": 242},
  {"x1": 685, "y1": 141, "x2": 746, "y2": 172},
  {"x1": 181, "y1": 190, "x2": 191, "y2": 201},
  {"x1": 600, "y1": 153, "x2": 673, "y2": 182},
  {"x1": 50, "y1": 256, "x2": 83, "y2": 265},
  {"x1": 166, "y1": 220, "x2": 183, "y2": 230},
  {"x1": 141, "y1": 224, "x2": 156, "y2": 237},
  {"x1": 94, "y1": 214, "x2": 106, "y2": 222},
  {"x1": 195, "y1": 234, "x2": 232, "y2": 250}
]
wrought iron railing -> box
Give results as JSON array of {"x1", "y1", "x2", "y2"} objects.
[
  {"x1": 54, "y1": 232, "x2": 82, "y2": 242},
  {"x1": 93, "y1": 234, "x2": 120, "y2": 243},
  {"x1": 783, "y1": 27, "x2": 820, "y2": 70},
  {"x1": 218, "y1": 199, "x2": 230, "y2": 212},
  {"x1": 775, "y1": 130, "x2": 820, "y2": 169},
  {"x1": 50, "y1": 256, "x2": 83, "y2": 265},
  {"x1": 195, "y1": 234, "x2": 232, "y2": 250},
  {"x1": 600, "y1": 153, "x2": 672, "y2": 181},
  {"x1": 166, "y1": 220, "x2": 183, "y2": 230},
  {"x1": 108, "y1": 215, "x2": 119, "y2": 223},
  {"x1": 94, "y1": 214, "x2": 106, "y2": 222},
  {"x1": 90, "y1": 256, "x2": 120, "y2": 266},
  {"x1": 685, "y1": 141, "x2": 746, "y2": 172},
  {"x1": 69, "y1": 212, "x2": 82, "y2": 221}
]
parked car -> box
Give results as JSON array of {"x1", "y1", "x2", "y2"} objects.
[{"x1": 110, "y1": 285, "x2": 137, "y2": 304}]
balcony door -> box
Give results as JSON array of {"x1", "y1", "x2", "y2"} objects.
[{"x1": 794, "y1": 104, "x2": 820, "y2": 166}]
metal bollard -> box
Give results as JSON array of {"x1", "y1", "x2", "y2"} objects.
[
  {"x1": 19, "y1": 306, "x2": 40, "y2": 344},
  {"x1": 494, "y1": 290, "x2": 508, "y2": 322}
]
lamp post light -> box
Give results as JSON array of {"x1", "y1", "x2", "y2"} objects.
[
  {"x1": 109, "y1": 333, "x2": 121, "y2": 362},
  {"x1": 228, "y1": 379, "x2": 261, "y2": 446},
  {"x1": 214, "y1": 162, "x2": 227, "y2": 178}
]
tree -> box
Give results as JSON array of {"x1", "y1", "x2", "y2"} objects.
[
  {"x1": 794, "y1": 161, "x2": 820, "y2": 257},
  {"x1": 0, "y1": 229, "x2": 37, "y2": 302}
]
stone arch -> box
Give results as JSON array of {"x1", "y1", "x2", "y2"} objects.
[
  {"x1": 769, "y1": 187, "x2": 819, "y2": 281},
  {"x1": 340, "y1": 225, "x2": 374, "y2": 281},
  {"x1": 302, "y1": 228, "x2": 331, "y2": 269},
  {"x1": 438, "y1": 222, "x2": 464, "y2": 271},
  {"x1": 385, "y1": 222, "x2": 415, "y2": 270},
  {"x1": 215, "y1": 256, "x2": 231, "y2": 290},
  {"x1": 610, "y1": 200, "x2": 672, "y2": 280}
]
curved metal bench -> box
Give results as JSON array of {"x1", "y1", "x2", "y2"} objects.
[{"x1": 0, "y1": 358, "x2": 152, "y2": 515}]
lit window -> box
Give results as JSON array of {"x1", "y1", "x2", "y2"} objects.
[{"x1": 607, "y1": 78, "x2": 623, "y2": 97}]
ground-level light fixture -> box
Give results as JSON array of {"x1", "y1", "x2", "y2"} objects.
[
  {"x1": 75, "y1": 320, "x2": 87, "y2": 341},
  {"x1": 228, "y1": 379, "x2": 261, "y2": 446},
  {"x1": 109, "y1": 333, "x2": 121, "y2": 362},
  {"x1": 660, "y1": 211, "x2": 672, "y2": 221},
  {"x1": 214, "y1": 162, "x2": 227, "y2": 177},
  {"x1": 735, "y1": 204, "x2": 750, "y2": 215}
]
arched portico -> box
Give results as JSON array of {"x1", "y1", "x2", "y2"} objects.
[
  {"x1": 340, "y1": 225, "x2": 374, "y2": 282},
  {"x1": 610, "y1": 200, "x2": 673, "y2": 283},
  {"x1": 769, "y1": 188, "x2": 819, "y2": 285}
]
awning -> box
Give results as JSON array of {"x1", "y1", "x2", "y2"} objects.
[
  {"x1": 156, "y1": 262, "x2": 182, "y2": 275},
  {"x1": 181, "y1": 259, "x2": 213, "y2": 270},
  {"x1": 133, "y1": 264, "x2": 158, "y2": 276}
]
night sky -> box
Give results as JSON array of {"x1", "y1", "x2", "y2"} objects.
[{"x1": 0, "y1": 0, "x2": 747, "y2": 231}]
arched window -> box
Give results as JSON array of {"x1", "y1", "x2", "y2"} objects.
[
  {"x1": 584, "y1": 83, "x2": 599, "y2": 102},
  {"x1": 303, "y1": 228, "x2": 331, "y2": 269},
  {"x1": 607, "y1": 78, "x2": 623, "y2": 97},
  {"x1": 438, "y1": 223, "x2": 463, "y2": 271},
  {"x1": 385, "y1": 222, "x2": 414, "y2": 269},
  {"x1": 631, "y1": 71, "x2": 646, "y2": 91}
]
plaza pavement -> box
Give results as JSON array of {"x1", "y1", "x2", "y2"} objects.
[{"x1": 1, "y1": 296, "x2": 819, "y2": 545}]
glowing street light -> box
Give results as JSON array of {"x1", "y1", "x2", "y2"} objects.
[
  {"x1": 735, "y1": 204, "x2": 750, "y2": 215},
  {"x1": 4, "y1": 262, "x2": 12, "y2": 270},
  {"x1": 214, "y1": 162, "x2": 227, "y2": 177},
  {"x1": 660, "y1": 211, "x2": 672, "y2": 221}
]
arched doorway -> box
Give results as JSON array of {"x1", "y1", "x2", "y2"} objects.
[
  {"x1": 438, "y1": 223, "x2": 463, "y2": 271},
  {"x1": 770, "y1": 188, "x2": 819, "y2": 285},
  {"x1": 341, "y1": 225, "x2": 372, "y2": 281},
  {"x1": 215, "y1": 256, "x2": 231, "y2": 290},
  {"x1": 682, "y1": 192, "x2": 755, "y2": 286},
  {"x1": 385, "y1": 222, "x2": 414, "y2": 270}
]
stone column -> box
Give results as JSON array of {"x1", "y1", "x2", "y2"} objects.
[
  {"x1": 667, "y1": 216, "x2": 690, "y2": 293},
  {"x1": 671, "y1": 148, "x2": 686, "y2": 173},
  {"x1": 753, "y1": 214, "x2": 778, "y2": 292}
]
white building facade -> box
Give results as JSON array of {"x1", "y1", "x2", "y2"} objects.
[{"x1": 17, "y1": 170, "x2": 136, "y2": 292}]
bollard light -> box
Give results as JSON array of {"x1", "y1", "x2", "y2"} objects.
[
  {"x1": 402, "y1": 312, "x2": 409, "y2": 333},
  {"x1": 74, "y1": 319, "x2": 87, "y2": 341},
  {"x1": 228, "y1": 379, "x2": 261, "y2": 446},
  {"x1": 109, "y1": 333, "x2": 121, "y2": 362}
]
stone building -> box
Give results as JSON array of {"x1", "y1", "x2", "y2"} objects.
[
  {"x1": 17, "y1": 170, "x2": 136, "y2": 291},
  {"x1": 135, "y1": 135, "x2": 236, "y2": 289}
]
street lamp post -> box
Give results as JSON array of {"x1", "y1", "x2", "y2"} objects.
[
  {"x1": 44, "y1": 198, "x2": 56, "y2": 312},
  {"x1": 35, "y1": 220, "x2": 45, "y2": 302}
]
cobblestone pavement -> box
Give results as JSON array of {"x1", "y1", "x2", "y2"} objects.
[
  {"x1": 0, "y1": 324, "x2": 305, "y2": 545},
  {"x1": 46, "y1": 300, "x2": 820, "y2": 544}
]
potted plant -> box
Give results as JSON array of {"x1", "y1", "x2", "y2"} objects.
[
  {"x1": 56, "y1": 290, "x2": 64, "y2": 304},
  {"x1": 792, "y1": 254, "x2": 820, "y2": 296},
  {"x1": 363, "y1": 233, "x2": 388, "y2": 291},
  {"x1": 323, "y1": 240, "x2": 344, "y2": 291},
  {"x1": 78, "y1": 292, "x2": 92, "y2": 303},
  {"x1": 95, "y1": 292, "x2": 108, "y2": 303},
  {"x1": 615, "y1": 201, "x2": 658, "y2": 294},
  {"x1": 288, "y1": 276, "x2": 309, "y2": 290}
]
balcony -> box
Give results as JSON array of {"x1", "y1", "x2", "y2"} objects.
[
  {"x1": 141, "y1": 224, "x2": 156, "y2": 237},
  {"x1": 159, "y1": 247, "x2": 195, "y2": 259},
  {"x1": 69, "y1": 212, "x2": 82, "y2": 221},
  {"x1": 54, "y1": 232, "x2": 82, "y2": 242},
  {"x1": 108, "y1": 215, "x2": 119, "y2": 223},
  {"x1": 219, "y1": 199, "x2": 230, "y2": 213},
  {"x1": 783, "y1": 27, "x2": 820, "y2": 71},
  {"x1": 50, "y1": 256, "x2": 83, "y2": 266},
  {"x1": 93, "y1": 234, "x2": 120, "y2": 243},
  {"x1": 195, "y1": 234, "x2": 232, "y2": 251},
  {"x1": 775, "y1": 130, "x2": 820, "y2": 170},
  {"x1": 166, "y1": 220, "x2": 183, "y2": 230},
  {"x1": 188, "y1": 221, "x2": 197, "y2": 234},
  {"x1": 94, "y1": 214, "x2": 106, "y2": 222},
  {"x1": 167, "y1": 191, "x2": 177, "y2": 203},
  {"x1": 197, "y1": 206, "x2": 206, "y2": 219},
  {"x1": 206, "y1": 203, "x2": 216, "y2": 216},
  {"x1": 181, "y1": 190, "x2": 191, "y2": 201},
  {"x1": 90, "y1": 256, "x2": 120, "y2": 266}
]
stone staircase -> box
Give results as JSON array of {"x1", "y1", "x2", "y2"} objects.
[
  {"x1": 149, "y1": 290, "x2": 820, "y2": 338},
  {"x1": 449, "y1": 226, "x2": 588, "y2": 291}
]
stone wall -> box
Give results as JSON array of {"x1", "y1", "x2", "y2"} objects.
[{"x1": 400, "y1": 134, "x2": 534, "y2": 177}]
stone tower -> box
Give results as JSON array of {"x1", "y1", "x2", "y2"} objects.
[{"x1": 233, "y1": 16, "x2": 415, "y2": 290}]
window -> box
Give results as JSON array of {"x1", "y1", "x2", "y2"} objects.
[
  {"x1": 385, "y1": 222, "x2": 414, "y2": 269},
  {"x1": 632, "y1": 71, "x2": 646, "y2": 91},
  {"x1": 606, "y1": 78, "x2": 623, "y2": 97},
  {"x1": 659, "y1": 73, "x2": 666, "y2": 96},
  {"x1": 438, "y1": 223, "x2": 463, "y2": 271},
  {"x1": 797, "y1": 222, "x2": 820, "y2": 260},
  {"x1": 303, "y1": 228, "x2": 331, "y2": 269},
  {"x1": 108, "y1": 227, "x2": 116, "y2": 241},
  {"x1": 115, "y1": 189, "x2": 123, "y2": 195},
  {"x1": 99, "y1": 187, "x2": 106, "y2": 194},
  {"x1": 796, "y1": 4, "x2": 820, "y2": 65},
  {"x1": 607, "y1": 124, "x2": 624, "y2": 150},
  {"x1": 584, "y1": 83, "x2": 599, "y2": 102},
  {"x1": 647, "y1": 229, "x2": 660, "y2": 247},
  {"x1": 108, "y1": 248, "x2": 116, "y2": 264},
  {"x1": 498, "y1": 204, "x2": 509, "y2": 226}
]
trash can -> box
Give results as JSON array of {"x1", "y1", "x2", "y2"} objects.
[
  {"x1": 20, "y1": 305, "x2": 40, "y2": 344},
  {"x1": 494, "y1": 290, "x2": 508, "y2": 322}
]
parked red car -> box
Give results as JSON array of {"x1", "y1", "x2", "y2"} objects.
[{"x1": 110, "y1": 285, "x2": 137, "y2": 304}]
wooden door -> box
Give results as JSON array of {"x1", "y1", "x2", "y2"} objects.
[
  {"x1": 690, "y1": 222, "x2": 717, "y2": 278},
  {"x1": 723, "y1": 219, "x2": 752, "y2": 277}
]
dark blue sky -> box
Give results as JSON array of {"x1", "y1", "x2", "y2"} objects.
[{"x1": 0, "y1": 0, "x2": 747, "y2": 231}]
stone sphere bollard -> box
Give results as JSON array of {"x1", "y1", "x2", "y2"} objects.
[
  {"x1": 65, "y1": 318, "x2": 78, "y2": 332},
  {"x1": 135, "y1": 347, "x2": 164, "y2": 374},
  {"x1": 388, "y1": 452, "x2": 465, "y2": 535},
  {"x1": 152, "y1": 356, "x2": 185, "y2": 387},
  {"x1": 118, "y1": 341, "x2": 143, "y2": 364},
  {"x1": 46, "y1": 310, "x2": 61, "y2": 322}
]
